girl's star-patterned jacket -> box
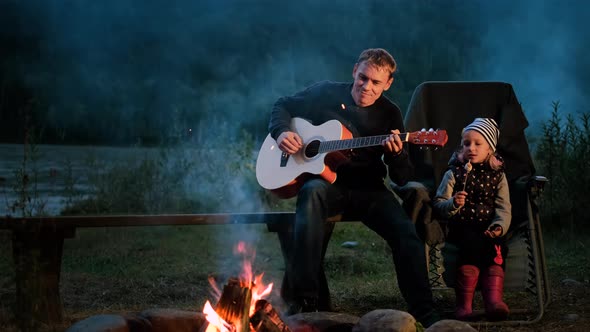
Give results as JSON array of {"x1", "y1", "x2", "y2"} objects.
[{"x1": 433, "y1": 153, "x2": 511, "y2": 236}]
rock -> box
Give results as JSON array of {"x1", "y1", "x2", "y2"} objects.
[
  {"x1": 123, "y1": 313, "x2": 153, "y2": 332},
  {"x1": 65, "y1": 314, "x2": 129, "y2": 332},
  {"x1": 341, "y1": 241, "x2": 359, "y2": 248},
  {"x1": 562, "y1": 313, "x2": 579, "y2": 322},
  {"x1": 561, "y1": 278, "x2": 582, "y2": 286},
  {"x1": 352, "y1": 309, "x2": 415, "y2": 332},
  {"x1": 286, "y1": 311, "x2": 360, "y2": 332},
  {"x1": 425, "y1": 319, "x2": 477, "y2": 331},
  {"x1": 139, "y1": 308, "x2": 207, "y2": 332}
]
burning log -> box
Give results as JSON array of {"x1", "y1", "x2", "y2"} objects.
[
  {"x1": 250, "y1": 300, "x2": 292, "y2": 332},
  {"x1": 203, "y1": 277, "x2": 252, "y2": 332},
  {"x1": 202, "y1": 280, "x2": 292, "y2": 332},
  {"x1": 202, "y1": 241, "x2": 291, "y2": 332}
]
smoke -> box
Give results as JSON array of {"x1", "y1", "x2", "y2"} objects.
[{"x1": 471, "y1": 1, "x2": 589, "y2": 132}]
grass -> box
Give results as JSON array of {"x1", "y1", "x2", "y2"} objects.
[
  {"x1": 544, "y1": 228, "x2": 590, "y2": 279},
  {"x1": 1, "y1": 222, "x2": 589, "y2": 332},
  {"x1": 0, "y1": 223, "x2": 394, "y2": 331},
  {"x1": 57, "y1": 222, "x2": 398, "y2": 315}
]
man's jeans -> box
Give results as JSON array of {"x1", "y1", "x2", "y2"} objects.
[{"x1": 285, "y1": 178, "x2": 434, "y2": 317}]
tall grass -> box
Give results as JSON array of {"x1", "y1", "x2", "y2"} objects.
[
  {"x1": 534, "y1": 102, "x2": 590, "y2": 232},
  {"x1": 2, "y1": 103, "x2": 53, "y2": 217}
]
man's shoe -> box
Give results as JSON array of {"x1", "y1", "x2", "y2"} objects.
[
  {"x1": 416, "y1": 309, "x2": 441, "y2": 328},
  {"x1": 286, "y1": 302, "x2": 303, "y2": 316},
  {"x1": 286, "y1": 297, "x2": 319, "y2": 316}
]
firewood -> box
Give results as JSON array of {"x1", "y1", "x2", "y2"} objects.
[
  {"x1": 250, "y1": 300, "x2": 292, "y2": 332},
  {"x1": 214, "y1": 277, "x2": 252, "y2": 332}
]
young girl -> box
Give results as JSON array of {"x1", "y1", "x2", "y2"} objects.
[{"x1": 433, "y1": 118, "x2": 511, "y2": 321}]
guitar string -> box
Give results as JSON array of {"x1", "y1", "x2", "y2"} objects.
[{"x1": 305, "y1": 131, "x2": 443, "y2": 154}]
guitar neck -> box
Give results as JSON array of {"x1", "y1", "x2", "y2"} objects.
[{"x1": 319, "y1": 133, "x2": 408, "y2": 153}]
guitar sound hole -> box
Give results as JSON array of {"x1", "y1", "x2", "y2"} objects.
[{"x1": 305, "y1": 140, "x2": 321, "y2": 158}]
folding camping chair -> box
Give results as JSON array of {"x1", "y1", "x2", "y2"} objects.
[{"x1": 397, "y1": 81, "x2": 550, "y2": 326}]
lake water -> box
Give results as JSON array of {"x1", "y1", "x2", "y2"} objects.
[{"x1": 0, "y1": 143, "x2": 160, "y2": 216}]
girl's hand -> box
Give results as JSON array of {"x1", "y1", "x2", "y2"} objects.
[
  {"x1": 453, "y1": 191, "x2": 468, "y2": 208},
  {"x1": 484, "y1": 224, "x2": 503, "y2": 238}
]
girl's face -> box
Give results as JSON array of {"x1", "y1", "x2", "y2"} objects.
[{"x1": 462, "y1": 130, "x2": 493, "y2": 163}]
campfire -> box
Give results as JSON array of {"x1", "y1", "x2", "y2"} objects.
[{"x1": 201, "y1": 242, "x2": 291, "y2": 332}]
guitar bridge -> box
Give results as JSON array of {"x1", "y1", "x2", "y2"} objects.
[{"x1": 280, "y1": 152, "x2": 290, "y2": 167}]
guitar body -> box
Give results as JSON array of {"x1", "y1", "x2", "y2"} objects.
[{"x1": 256, "y1": 118, "x2": 352, "y2": 198}]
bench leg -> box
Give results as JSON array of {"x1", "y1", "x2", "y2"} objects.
[{"x1": 11, "y1": 227, "x2": 74, "y2": 330}]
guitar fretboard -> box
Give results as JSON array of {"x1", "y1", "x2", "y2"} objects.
[{"x1": 318, "y1": 133, "x2": 409, "y2": 153}]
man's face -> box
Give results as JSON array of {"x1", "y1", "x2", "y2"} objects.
[{"x1": 351, "y1": 61, "x2": 393, "y2": 107}]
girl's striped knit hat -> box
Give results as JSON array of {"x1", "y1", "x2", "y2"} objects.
[{"x1": 462, "y1": 118, "x2": 500, "y2": 152}]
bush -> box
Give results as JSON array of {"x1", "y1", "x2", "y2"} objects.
[{"x1": 534, "y1": 102, "x2": 590, "y2": 230}]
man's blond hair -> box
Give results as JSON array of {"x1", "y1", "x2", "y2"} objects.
[{"x1": 357, "y1": 48, "x2": 397, "y2": 78}]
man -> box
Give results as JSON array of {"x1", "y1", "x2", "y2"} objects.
[{"x1": 268, "y1": 48, "x2": 438, "y2": 326}]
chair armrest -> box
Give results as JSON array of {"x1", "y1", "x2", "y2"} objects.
[{"x1": 527, "y1": 175, "x2": 548, "y2": 200}]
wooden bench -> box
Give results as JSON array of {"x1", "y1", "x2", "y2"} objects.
[{"x1": 0, "y1": 212, "x2": 347, "y2": 329}]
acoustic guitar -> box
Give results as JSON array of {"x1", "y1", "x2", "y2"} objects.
[{"x1": 256, "y1": 117, "x2": 447, "y2": 198}]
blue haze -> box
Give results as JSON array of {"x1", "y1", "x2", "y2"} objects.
[{"x1": 2, "y1": 1, "x2": 588, "y2": 140}]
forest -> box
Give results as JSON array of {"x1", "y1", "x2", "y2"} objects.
[{"x1": 1, "y1": 0, "x2": 587, "y2": 146}]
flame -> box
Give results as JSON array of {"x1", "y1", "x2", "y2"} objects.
[
  {"x1": 203, "y1": 241, "x2": 274, "y2": 331},
  {"x1": 234, "y1": 241, "x2": 254, "y2": 286},
  {"x1": 207, "y1": 274, "x2": 224, "y2": 301},
  {"x1": 232, "y1": 241, "x2": 274, "y2": 315},
  {"x1": 203, "y1": 301, "x2": 233, "y2": 332}
]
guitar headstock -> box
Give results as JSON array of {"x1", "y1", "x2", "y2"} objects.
[{"x1": 407, "y1": 129, "x2": 448, "y2": 148}]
